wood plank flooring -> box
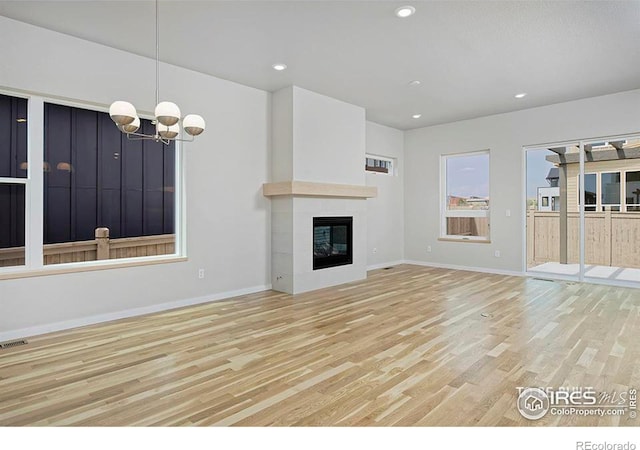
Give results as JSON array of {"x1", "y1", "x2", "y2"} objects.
[{"x1": 1, "y1": 264, "x2": 639, "y2": 426}]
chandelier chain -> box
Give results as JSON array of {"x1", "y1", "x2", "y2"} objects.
[{"x1": 155, "y1": 0, "x2": 160, "y2": 107}]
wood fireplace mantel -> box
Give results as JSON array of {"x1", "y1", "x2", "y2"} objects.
[{"x1": 262, "y1": 181, "x2": 377, "y2": 199}]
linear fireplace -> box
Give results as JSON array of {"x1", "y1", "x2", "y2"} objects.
[{"x1": 313, "y1": 216, "x2": 353, "y2": 270}]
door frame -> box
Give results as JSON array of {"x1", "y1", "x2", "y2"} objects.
[{"x1": 523, "y1": 132, "x2": 640, "y2": 287}]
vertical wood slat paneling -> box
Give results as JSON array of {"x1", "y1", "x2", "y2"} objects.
[
  {"x1": 528, "y1": 210, "x2": 640, "y2": 269},
  {"x1": 43, "y1": 103, "x2": 176, "y2": 247},
  {"x1": 142, "y1": 120, "x2": 165, "y2": 236},
  {"x1": 0, "y1": 94, "x2": 27, "y2": 179},
  {"x1": 446, "y1": 217, "x2": 489, "y2": 237},
  {"x1": 73, "y1": 108, "x2": 98, "y2": 242},
  {"x1": 0, "y1": 95, "x2": 12, "y2": 178},
  {"x1": 100, "y1": 113, "x2": 122, "y2": 237},
  {"x1": 44, "y1": 103, "x2": 72, "y2": 244},
  {"x1": 15, "y1": 99, "x2": 28, "y2": 179},
  {"x1": 611, "y1": 215, "x2": 640, "y2": 268},
  {"x1": 122, "y1": 131, "x2": 143, "y2": 238},
  {"x1": 0, "y1": 184, "x2": 25, "y2": 256},
  {"x1": 1, "y1": 97, "x2": 176, "y2": 263},
  {"x1": 163, "y1": 142, "x2": 175, "y2": 235},
  {"x1": 0, "y1": 94, "x2": 28, "y2": 256}
]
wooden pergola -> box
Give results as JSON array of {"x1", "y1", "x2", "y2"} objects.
[{"x1": 544, "y1": 141, "x2": 637, "y2": 264}]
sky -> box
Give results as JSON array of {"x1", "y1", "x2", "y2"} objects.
[
  {"x1": 526, "y1": 149, "x2": 556, "y2": 199},
  {"x1": 448, "y1": 150, "x2": 556, "y2": 201},
  {"x1": 447, "y1": 150, "x2": 557, "y2": 200},
  {"x1": 447, "y1": 153, "x2": 489, "y2": 198}
]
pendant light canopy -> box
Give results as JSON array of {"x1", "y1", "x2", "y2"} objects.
[{"x1": 108, "y1": 0, "x2": 205, "y2": 144}]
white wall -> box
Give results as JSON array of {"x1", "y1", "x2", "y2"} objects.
[
  {"x1": 365, "y1": 121, "x2": 404, "y2": 268},
  {"x1": 293, "y1": 86, "x2": 365, "y2": 185},
  {"x1": 271, "y1": 87, "x2": 293, "y2": 182},
  {"x1": 0, "y1": 17, "x2": 271, "y2": 338},
  {"x1": 404, "y1": 88, "x2": 640, "y2": 273}
]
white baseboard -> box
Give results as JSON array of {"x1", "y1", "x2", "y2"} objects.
[
  {"x1": 0, "y1": 284, "x2": 272, "y2": 342},
  {"x1": 403, "y1": 259, "x2": 524, "y2": 277},
  {"x1": 366, "y1": 260, "x2": 406, "y2": 271},
  {"x1": 0, "y1": 261, "x2": 524, "y2": 342}
]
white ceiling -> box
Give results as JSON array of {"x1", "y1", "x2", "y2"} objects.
[{"x1": 1, "y1": 1, "x2": 639, "y2": 130}]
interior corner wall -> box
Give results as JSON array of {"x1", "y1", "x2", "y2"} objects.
[
  {"x1": 365, "y1": 121, "x2": 404, "y2": 268},
  {"x1": 271, "y1": 86, "x2": 294, "y2": 182},
  {"x1": 0, "y1": 17, "x2": 271, "y2": 338},
  {"x1": 403, "y1": 88, "x2": 640, "y2": 273}
]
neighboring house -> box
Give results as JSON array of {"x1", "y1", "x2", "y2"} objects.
[
  {"x1": 465, "y1": 196, "x2": 490, "y2": 209},
  {"x1": 546, "y1": 140, "x2": 640, "y2": 213},
  {"x1": 537, "y1": 168, "x2": 560, "y2": 211},
  {"x1": 447, "y1": 195, "x2": 465, "y2": 208},
  {"x1": 448, "y1": 195, "x2": 489, "y2": 209}
]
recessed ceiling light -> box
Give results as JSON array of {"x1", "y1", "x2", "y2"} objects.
[
  {"x1": 16, "y1": 118, "x2": 26, "y2": 123},
  {"x1": 412, "y1": 114, "x2": 422, "y2": 119},
  {"x1": 272, "y1": 63, "x2": 287, "y2": 71},
  {"x1": 408, "y1": 80, "x2": 421, "y2": 86},
  {"x1": 395, "y1": 6, "x2": 416, "y2": 18},
  {"x1": 515, "y1": 93, "x2": 527, "y2": 99}
]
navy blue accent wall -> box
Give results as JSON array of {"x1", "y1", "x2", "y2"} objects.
[
  {"x1": 0, "y1": 94, "x2": 28, "y2": 179},
  {"x1": 0, "y1": 184, "x2": 25, "y2": 249},
  {"x1": 0, "y1": 94, "x2": 27, "y2": 249},
  {"x1": 44, "y1": 103, "x2": 175, "y2": 245}
]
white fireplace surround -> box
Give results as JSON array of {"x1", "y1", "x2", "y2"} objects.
[
  {"x1": 271, "y1": 196, "x2": 367, "y2": 294},
  {"x1": 268, "y1": 86, "x2": 371, "y2": 294}
]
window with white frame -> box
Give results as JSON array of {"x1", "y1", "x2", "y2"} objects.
[
  {"x1": 43, "y1": 102, "x2": 177, "y2": 266},
  {"x1": 578, "y1": 173, "x2": 598, "y2": 212},
  {"x1": 365, "y1": 154, "x2": 394, "y2": 176},
  {"x1": 626, "y1": 171, "x2": 640, "y2": 212},
  {"x1": 579, "y1": 171, "x2": 632, "y2": 212},
  {"x1": 441, "y1": 151, "x2": 490, "y2": 240},
  {"x1": 600, "y1": 172, "x2": 621, "y2": 211},
  {"x1": 0, "y1": 92, "x2": 183, "y2": 276},
  {"x1": 0, "y1": 93, "x2": 28, "y2": 268}
]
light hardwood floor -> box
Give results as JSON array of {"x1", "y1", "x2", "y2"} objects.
[{"x1": 1, "y1": 264, "x2": 639, "y2": 426}]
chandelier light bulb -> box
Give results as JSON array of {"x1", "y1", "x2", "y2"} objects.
[
  {"x1": 183, "y1": 114, "x2": 206, "y2": 136},
  {"x1": 155, "y1": 101, "x2": 181, "y2": 126},
  {"x1": 109, "y1": 101, "x2": 137, "y2": 126},
  {"x1": 158, "y1": 122, "x2": 180, "y2": 139},
  {"x1": 119, "y1": 116, "x2": 140, "y2": 134}
]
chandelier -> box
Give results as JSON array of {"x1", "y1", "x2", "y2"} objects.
[{"x1": 108, "y1": 0, "x2": 205, "y2": 144}]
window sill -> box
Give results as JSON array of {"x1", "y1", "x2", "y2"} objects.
[
  {"x1": 438, "y1": 237, "x2": 492, "y2": 244},
  {"x1": 0, "y1": 255, "x2": 188, "y2": 281}
]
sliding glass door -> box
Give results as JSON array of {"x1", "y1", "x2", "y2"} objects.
[
  {"x1": 526, "y1": 145, "x2": 580, "y2": 280},
  {"x1": 526, "y1": 134, "x2": 640, "y2": 285},
  {"x1": 581, "y1": 137, "x2": 640, "y2": 284}
]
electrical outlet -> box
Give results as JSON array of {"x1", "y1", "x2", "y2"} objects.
[
  {"x1": 372, "y1": 248, "x2": 377, "y2": 254},
  {"x1": 494, "y1": 250, "x2": 501, "y2": 258},
  {"x1": 506, "y1": 209, "x2": 511, "y2": 217},
  {"x1": 198, "y1": 269, "x2": 205, "y2": 279},
  {"x1": 427, "y1": 245, "x2": 432, "y2": 253}
]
